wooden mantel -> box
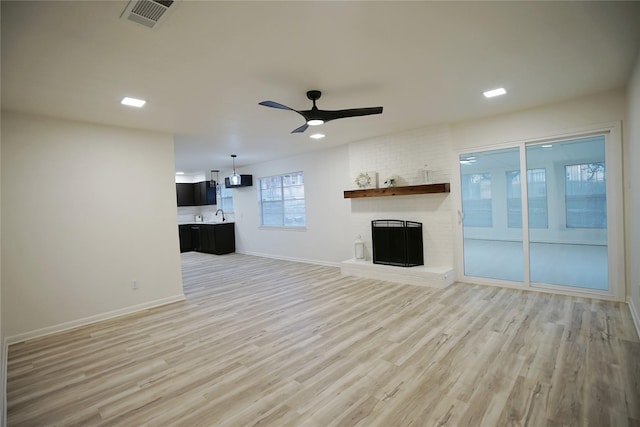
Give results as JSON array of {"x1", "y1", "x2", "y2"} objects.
[{"x1": 343, "y1": 183, "x2": 450, "y2": 199}]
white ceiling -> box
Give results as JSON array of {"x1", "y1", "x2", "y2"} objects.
[{"x1": 2, "y1": 1, "x2": 640, "y2": 174}]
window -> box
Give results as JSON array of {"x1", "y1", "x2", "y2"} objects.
[
  {"x1": 461, "y1": 173, "x2": 492, "y2": 227},
  {"x1": 506, "y1": 168, "x2": 548, "y2": 228},
  {"x1": 217, "y1": 183, "x2": 234, "y2": 213},
  {"x1": 259, "y1": 172, "x2": 305, "y2": 227},
  {"x1": 565, "y1": 162, "x2": 606, "y2": 228}
]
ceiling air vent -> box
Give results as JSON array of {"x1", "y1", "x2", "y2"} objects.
[{"x1": 121, "y1": 0, "x2": 176, "y2": 29}]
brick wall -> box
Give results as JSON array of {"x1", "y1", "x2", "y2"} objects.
[{"x1": 347, "y1": 124, "x2": 455, "y2": 268}]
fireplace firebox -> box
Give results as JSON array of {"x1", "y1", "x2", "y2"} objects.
[{"x1": 371, "y1": 220, "x2": 424, "y2": 267}]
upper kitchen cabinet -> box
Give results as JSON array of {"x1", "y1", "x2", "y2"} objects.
[
  {"x1": 176, "y1": 181, "x2": 216, "y2": 207},
  {"x1": 194, "y1": 181, "x2": 216, "y2": 206},
  {"x1": 176, "y1": 183, "x2": 195, "y2": 206}
]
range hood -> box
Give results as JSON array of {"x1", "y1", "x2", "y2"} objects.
[{"x1": 225, "y1": 154, "x2": 253, "y2": 188}]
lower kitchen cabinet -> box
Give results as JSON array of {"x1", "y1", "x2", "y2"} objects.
[
  {"x1": 211, "y1": 223, "x2": 235, "y2": 254},
  {"x1": 198, "y1": 223, "x2": 235, "y2": 254},
  {"x1": 179, "y1": 225, "x2": 193, "y2": 253},
  {"x1": 179, "y1": 223, "x2": 235, "y2": 255}
]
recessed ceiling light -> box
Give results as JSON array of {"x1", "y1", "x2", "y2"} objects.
[
  {"x1": 175, "y1": 171, "x2": 185, "y2": 175},
  {"x1": 483, "y1": 88, "x2": 507, "y2": 98},
  {"x1": 121, "y1": 96, "x2": 146, "y2": 107},
  {"x1": 310, "y1": 133, "x2": 325, "y2": 139}
]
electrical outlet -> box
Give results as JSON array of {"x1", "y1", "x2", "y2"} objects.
[{"x1": 131, "y1": 280, "x2": 138, "y2": 290}]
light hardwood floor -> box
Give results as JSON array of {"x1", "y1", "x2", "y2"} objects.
[{"x1": 7, "y1": 252, "x2": 640, "y2": 426}]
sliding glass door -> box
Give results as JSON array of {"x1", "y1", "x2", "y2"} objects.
[
  {"x1": 460, "y1": 147, "x2": 523, "y2": 282},
  {"x1": 526, "y1": 136, "x2": 607, "y2": 290},
  {"x1": 459, "y1": 134, "x2": 611, "y2": 293}
]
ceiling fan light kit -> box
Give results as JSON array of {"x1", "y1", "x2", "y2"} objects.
[{"x1": 259, "y1": 90, "x2": 383, "y2": 134}]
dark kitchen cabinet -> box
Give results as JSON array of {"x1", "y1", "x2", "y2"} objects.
[
  {"x1": 178, "y1": 223, "x2": 235, "y2": 255},
  {"x1": 198, "y1": 225, "x2": 214, "y2": 253},
  {"x1": 193, "y1": 223, "x2": 235, "y2": 255},
  {"x1": 194, "y1": 181, "x2": 216, "y2": 206},
  {"x1": 179, "y1": 225, "x2": 193, "y2": 252},
  {"x1": 176, "y1": 183, "x2": 195, "y2": 207},
  {"x1": 212, "y1": 223, "x2": 235, "y2": 254},
  {"x1": 176, "y1": 181, "x2": 216, "y2": 207}
]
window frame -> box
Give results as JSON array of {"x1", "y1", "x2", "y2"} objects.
[{"x1": 259, "y1": 171, "x2": 306, "y2": 228}]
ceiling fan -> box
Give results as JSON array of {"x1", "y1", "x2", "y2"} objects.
[{"x1": 259, "y1": 90, "x2": 383, "y2": 134}]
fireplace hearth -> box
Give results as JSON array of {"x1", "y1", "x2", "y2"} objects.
[{"x1": 371, "y1": 220, "x2": 424, "y2": 267}]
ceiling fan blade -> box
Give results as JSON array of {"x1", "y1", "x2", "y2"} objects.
[
  {"x1": 261, "y1": 91, "x2": 383, "y2": 133},
  {"x1": 258, "y1": 100, "x2": 296, "y2": 111},
  {"x1": 291, "y1": 123, "x2": 309, "y2": 133},
  {"x1": 318, "y1": 106, "x2": 383, "y2": 122}
]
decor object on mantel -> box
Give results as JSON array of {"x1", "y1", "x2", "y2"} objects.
[
  {"x1": 344, "y1": 183, "x2": 450, "y2": 199},
  {"x1": 354, "y1": 171, "x2": 377, "y2": 189},
  {"x1": 423, "y1": 164, "x2": 432, "y2": 184},
  {"x1": 384, "y1": 175, "x2": 397, "y2": 187}
]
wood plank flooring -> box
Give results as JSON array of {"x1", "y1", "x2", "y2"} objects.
[{"x1": 7, "y1": 252, "x2": 640, "y2": 426}]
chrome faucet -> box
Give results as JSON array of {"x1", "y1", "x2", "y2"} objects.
[{"x1": 215, "y1": 209, "x2": 226, "y2": 222}]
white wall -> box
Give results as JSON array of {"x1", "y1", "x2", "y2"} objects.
[
  {"x1": 0, "y1": 108, "x2": 5, "y2": 427},
  {"x1": 1, "y1": 112, "x2": 185, "y2": 341},
  {"x1": 451, "y1": 89, "x2": 626, "y2": 150},
  {"x1": 232, "y1": 145, "x2": 352, "y2": 265},
  {"x1": 347, "y1": 124, "x2": 455, "y2": 268},
  {"x1": 627, "y1": 50, "x2": 640, "y2": 332}
]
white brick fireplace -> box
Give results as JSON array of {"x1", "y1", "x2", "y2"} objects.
[{"x1": 342, "y1": 124, "x2": 456, "y2": 288}]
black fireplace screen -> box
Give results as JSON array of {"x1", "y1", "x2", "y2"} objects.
[{"x1": 372, "y1": 220, "x2": 424, "y2": 267}]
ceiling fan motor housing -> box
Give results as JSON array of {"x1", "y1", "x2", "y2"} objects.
[{"x1": 306, "y1": 90, "x2": 322, "y2": 101}]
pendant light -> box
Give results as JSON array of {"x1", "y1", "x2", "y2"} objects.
[
  {"x1": 210, "y1": 169, "x2": 219, "y2": 188},
  {"x1": 224, "y1": 154, "x2": 252, "y2": 188},
  {"x1": 229, "y1": 154, "x2": 241, "y2": 186}
]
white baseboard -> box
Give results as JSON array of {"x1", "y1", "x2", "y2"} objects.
[
  {"x1": 340, "y1": 258, "x2": 455, "y2": 288},
  {"x1": 629, "y1": 297, "x2": 640, "y2": 340},
  {"x1": 5, "y1": 294, "x2": 186, "y2": 345},
  {"x1": 236, "y1": 250, "x2": 340, "y2": 268}
]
